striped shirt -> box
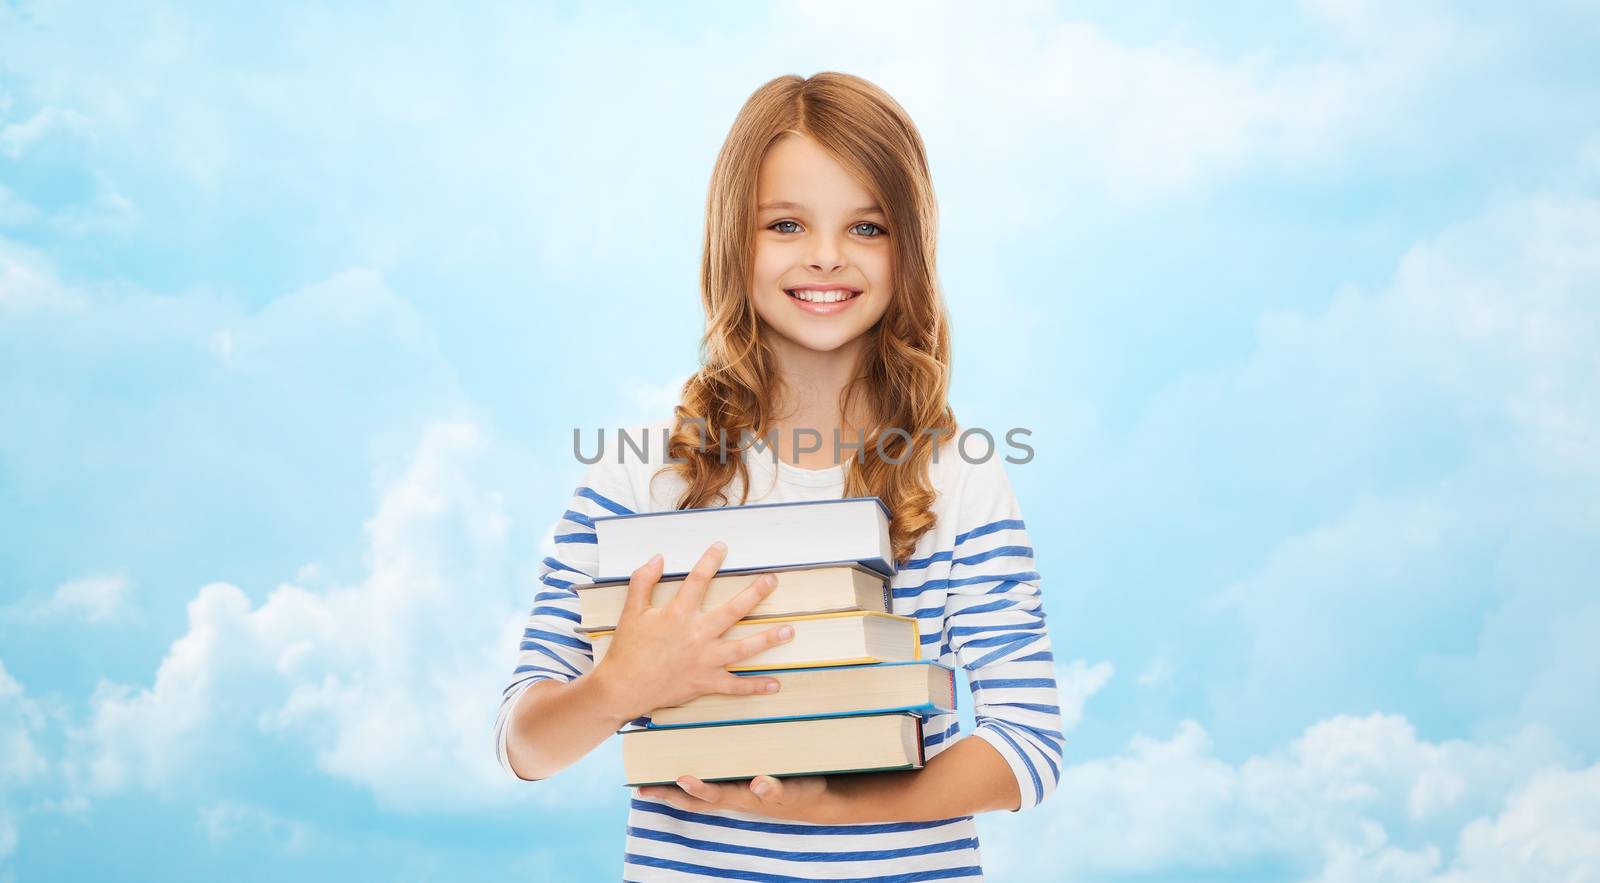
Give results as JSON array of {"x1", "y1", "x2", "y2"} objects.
[{"x1": 494, "y1": 419, "x2": 1064, "y2": 881}]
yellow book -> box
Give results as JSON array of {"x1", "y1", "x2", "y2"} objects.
[{"x1": 587, "y1": 610, "x2": 919, "y2": 672}]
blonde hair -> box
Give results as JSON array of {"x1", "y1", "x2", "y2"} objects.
[{"x1": 654, "y1": 71, "x2": 956, "y2": 566}]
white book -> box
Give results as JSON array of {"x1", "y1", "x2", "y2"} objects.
[
  {"x1": 621, "y1": 712, "x2": 926, "y2": 787},
  {"x1": 573, "y1": 562, "x2": 890, "y2": 633},
  {"x1": 590, "y1": 497, "x2": 894, "y2": 583},
  {"x1": 587, "y1": 610, "x2": 919, "y2": 672}
]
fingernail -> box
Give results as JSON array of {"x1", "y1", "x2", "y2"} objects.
[
  {"x1": 711, "y1": 540, "x2": 727, "y2": 553},
  {"x1": 779, "y1": 626, "x2": 794, "y2": 639},
  {"x1": 762, "y1": 574, "x2": 777, "y2": 587},
  {"x1": 764, "y1": 681, "x2": 779, "y2": 693},
  {"x1": 649, "y1": 553, "x2": 663, "y2": 566},
  {"x1": 752, "y1": 781, "x2": 771, "y2": 798}
]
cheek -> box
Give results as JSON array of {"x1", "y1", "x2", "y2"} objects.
[
  {"x1": 750, "y1": 242, "x2": 789, "y2": 286},
  {"x1": 862, "y1": 293, "x2": 892, "y2": 325},
  {"x1": 864, "y1": 251, "x2": 893, "y2": 288}
]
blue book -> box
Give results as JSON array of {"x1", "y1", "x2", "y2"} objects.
[
  {"x1": 591, "y1": 496, "x2": 894, "y2": 582},
  {"x1": 640, "y1": 660, "x2": 956, "y2": 729}
]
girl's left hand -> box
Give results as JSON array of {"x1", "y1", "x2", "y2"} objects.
[{"x1": 637, "y1": 774, "x2": 835, "y2": 823}]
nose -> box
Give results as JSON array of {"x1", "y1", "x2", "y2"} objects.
[{"x1": 807, "y1": 232, "x2": 846, "y2": 274}]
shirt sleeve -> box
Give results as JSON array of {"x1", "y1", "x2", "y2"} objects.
[
  {"x1": 492, "y1": 455, "x2": 639, "y2": 783},
  {"x1": 942, "y1": 454, "x2": 1065, "y2": 811}
]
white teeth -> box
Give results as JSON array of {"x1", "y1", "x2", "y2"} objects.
[{"x1": 787, "y1": 288, "x2": 856, "y2": 303}]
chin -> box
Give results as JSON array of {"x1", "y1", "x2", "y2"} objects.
[
  {"x1": 768, "y1": 326, "x2": 864, "y2": 354},
  {"x1": 794, "y1": 337, "x2": 857, "y2": 353}
]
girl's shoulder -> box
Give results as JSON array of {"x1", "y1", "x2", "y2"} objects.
[
  {"x1": 927, "y1": 431, "x2": 1017, "y2": 495},
  {"x1": 585, "y1": 416, "x2": 750, "y2": 515},
  {"x1": 572, "y1": 418, "x2": 678, "y2": 517},
  {"x1": 923, "y1": 432, "x2": 1026, "y2": 534}
]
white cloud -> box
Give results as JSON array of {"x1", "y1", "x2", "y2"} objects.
[
  {"x1": 1057, "y1": 659, "x2": 1114, "y2": 731},
  {"x1": 48, "y1": 184, "x2": 139, "y2": 237},
  {"x1": 980, "y1": 712, "x2": 1585, "y2": 881},
  {"x1": 0, "y1": 659, "x2": 50, "y2": 864},
  {"x1": 1302, "y1": 763, "x2": 1600, "y2": 883},
  {"x1": 197, "y1": 801, "x2": 317, "y2": 855},
  {"x1": 1137, "y1": 655, "x2": 1174, "y2": 688},
  {"x1": 1051, "y1": 181, "x2": 1600, "y2": 751},
  {"x1": 770, "y1": 0, "x2": 1502, "y2": 212},
  {"x1": 1437, "y1": 764, "x2": 1600, "y2": 883},
  {"x1": 63, "y1": 417, "x2": 621, "y2": 812},
  {"x1": 7, "y1": 574, "x2": 130, "y2": 625},
  {"x1": 0, "y1": 238, "x2": 87, "y2": 313},
  {"x1": 0, "y1": 106, "x2": 92, "y2": 160},
  {"x1": 0, "y1": 0, "x2": 1526, "y2": 293}
]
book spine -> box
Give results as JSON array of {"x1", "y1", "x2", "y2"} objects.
[
  {"x1": 724, "y1": 655, "x2": 880, "y2": 673},
  {"x1": 727, "y1": 659, "x2": 955, "y2": 675},
  {"x1": 640, "y1": 702, "x2": 951, "y2": 730}
]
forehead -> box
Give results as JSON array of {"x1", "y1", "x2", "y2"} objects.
[{"x1": 756, "y1": 134, "x2": 878, "y2": 211}]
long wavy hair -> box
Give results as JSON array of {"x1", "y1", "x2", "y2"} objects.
[{"x1": 653, "y1": 72, "x2": 956, "y2": 567}]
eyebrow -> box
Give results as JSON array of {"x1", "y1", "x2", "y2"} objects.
[{"x1": 758, "y1": 200, "x2": 886, "y2": 216}]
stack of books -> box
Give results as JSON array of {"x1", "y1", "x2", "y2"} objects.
[{"x1": 576, "y1": 497, "x2": 957, "y2": 788}]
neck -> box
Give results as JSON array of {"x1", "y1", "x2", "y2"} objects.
[{"x1": 765, "y1": 333, "x2": 875, "y2": 469}]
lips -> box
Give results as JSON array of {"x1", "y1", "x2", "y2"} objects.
[
  {"x1": 785, "y1": 287, "x2": 863, "y2": 315},
  {"x1": 785, "y1": 288, "x2": 861, "y2": 304}
]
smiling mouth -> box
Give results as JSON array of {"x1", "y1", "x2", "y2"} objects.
[{"x1": 785, "y1": 289, "x2": 862, "y2": 304}]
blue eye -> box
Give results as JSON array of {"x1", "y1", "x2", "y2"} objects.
[{"x1": 767, "y1": 220, "x2": 887, "y2": 236}]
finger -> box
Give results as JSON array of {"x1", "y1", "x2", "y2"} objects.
[
  {"x1": 668, "y1": 541, "x2": 728, "y2": 615},
  {"x1": 702, "y1": 573, "x2": 778, "y2": 634},
  {"x1": 620, "y1": 553, "x2": 664, "y2": 622},
  {"x1": 750, "y1": 775, "x2": 782, "y2": 801},
  {"x1": 715, "y1": 622, "x2": 795, "y2": 666},
  {"x1": 651, "y1": 787, "x2": 694, "y2": 811},
  {"x1": 713, "y1": 672, "x2": 781, "y2": 696},
  {"x1": 675, "y1": 776, "x2": 725, "y2": 805},
  {"x1": 641, "y1": 784, "x2": 696, "y2": 811}
]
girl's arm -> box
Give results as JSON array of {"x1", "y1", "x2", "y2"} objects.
[
  {"x1": 502, "y1": 540, "x2": 795, "y2": 781},
  {"x1": 503, "y1": 665, "x2": 638, "y2": 781},
  {"x1": 812, "y1": 729, "x2": 1023, "y2": 821},
  {"x1": 933, "y1": 455, "x2": 1064, "y2": 812},
  {"x1": 494, "y1": 470, "x2": 629, "y2": 783}
]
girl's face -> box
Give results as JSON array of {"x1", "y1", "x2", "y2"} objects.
[{"x1": 750, "y1": 133, "x2": 893, "y2": 357}]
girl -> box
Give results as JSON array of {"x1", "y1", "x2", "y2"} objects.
[{"x1": 495, "y1": 72, "x2": 1063, "y2": 881}]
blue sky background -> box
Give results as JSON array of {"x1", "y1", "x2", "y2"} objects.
[{"x1": 2, "y1": 1, "x2": 1598, "y2": 880}]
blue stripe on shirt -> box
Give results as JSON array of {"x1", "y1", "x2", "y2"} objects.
[
  {"x1": 623, "y1": 852, "x2": 984, "y2": 882},
  {"x1": 626, "y1": 825, "x2": 979, "y2": 862},
  {"x1": 576, "y1": 485, "x2": 634, "y2": 515},
  {"x1": 952, "y1": 544, "x2": 1034, "y2": 567},
  {"x1": 953, "y1": 518, "x2": 1025, "y2": 548},
  {"x1": 630, "y1": 799, "x2": 968, "y2": 836}
]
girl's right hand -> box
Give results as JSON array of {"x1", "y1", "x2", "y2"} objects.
[{"x1": 589, "y1": 540, "x2": 795, "y2": 722}]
